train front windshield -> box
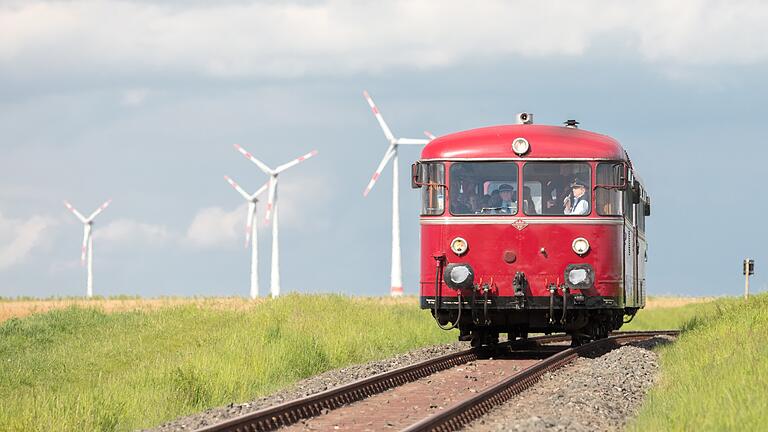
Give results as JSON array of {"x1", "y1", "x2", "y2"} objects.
[
  {"x1": 450, "y1": 162, "x2": 519, "y2": 215},
  {"x1": 448, "y1": 162, "x2": 591, "y2": 216},
  {"x1": 523, "y1": 162, "x2": 591, "y2": 216}
]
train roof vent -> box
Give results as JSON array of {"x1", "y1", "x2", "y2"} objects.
[
  {"x1": 564, "y1": 119, "x2": 579, "y2": 128},
  {"x1": 516, "y1": 112, "x2": 533, "y2": 125}
]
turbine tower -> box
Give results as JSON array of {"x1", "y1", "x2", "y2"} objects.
[
  {"x1": 64, "y1": 199, "x2": 112, "y2": 298},
  {"x1": 362, "y1": 91, "x2": 431, "y2": 297},
  {"x1": 224, "y1": 176, "x2": 269, "y2": 299},
  {"x1": 233, "y1": 144, "x2": 319, "y2": 298}
]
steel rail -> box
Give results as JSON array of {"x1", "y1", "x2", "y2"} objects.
[
  {"x1": 402, "y1": 330, "x2": 679, "y2": 432},
  {"x1": 194, "y1": 334, "x2": 568, "y2": 432}
]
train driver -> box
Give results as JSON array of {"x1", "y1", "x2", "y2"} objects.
[
  {"x1": 564, "y1": 178, "x2": 590, "y2": 215},
  {"x1": 497, "y1": 183, "x2": 517, "y2": 214}
]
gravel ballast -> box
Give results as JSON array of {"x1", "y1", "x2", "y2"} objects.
[
  {"x1": 463, "y1": 336, "x2": 674, "y2": 432},
  {"x1": 145, "y1": 341, "x2": 469, "y2": 432}
]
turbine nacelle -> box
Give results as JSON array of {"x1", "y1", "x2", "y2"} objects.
[
  {"x1": 233, "y1": 144, "x2": 318, "y2": 223},
  {"x1": 362, "y1": 91, "x2": 432, "y2": 197},
  {"x1": 224, "y1": 175, "x2": 268, "y2": 248}
]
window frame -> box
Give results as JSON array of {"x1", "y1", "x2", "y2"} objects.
[
  {"x1": 595, "y1": 161, "x2": 627, "y2": 217},
  {"x1": 419, "y1": 162, "x2": 446, "y2": 216}
]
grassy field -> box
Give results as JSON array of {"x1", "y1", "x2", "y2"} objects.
[
  {"x1": 0, "y1": 294, "x2": 743, "y2": 431},
  {"x1": 628, "y1": 293, "x2": 768, "y2": 431},
  {"x1": 0, "y1": 295, "x2": 455, "y2": 431},
  {"x1": 623, "y1": 295, "x2": 719, "y2": 331}
]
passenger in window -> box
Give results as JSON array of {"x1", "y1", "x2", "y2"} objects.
[
  {"x1": 523, "y1": 186, "x2": 537, "y2": 215},
  {"x1": 564, "y1": 178, "x2": 590, "y2": 215},
  {"x1": 486, "y1": 194, "x2": 503, "y2": 214},
  {"x1": 475, "y1": 195, "x2": 491, "y2": 213},
  {"x1": 544, "y1": 179, "x2": 567, "y2": 214},
  {"x1": 498, "y1": 184, "x2": 517, "y2": 214},
  {"x1": 450, "y1": 171, "x2": 477, "y2": 214}
]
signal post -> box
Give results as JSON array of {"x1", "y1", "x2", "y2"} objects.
[{"x1": 743, "y1": 258, "x2": 755, "y2": 300}]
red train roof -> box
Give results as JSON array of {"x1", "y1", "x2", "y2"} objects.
[{"x1": 421, "y1": 124, "x2": 627, "y2": 160}]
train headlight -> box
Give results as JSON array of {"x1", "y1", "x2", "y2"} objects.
[
  {"x1": 450, "y1": 237, "x2": 468, "y2": 256},
  {"x1": 512, "y1": 137, "x2": 530, "y2": 156},
  {"x1": 564, "y1": 264, "x2": 594, "y2": 290},
  {"x1": 572, "y1": 237, "x2": 590, "y2": 255},
  {"x1": 568, "y1": 268, "x2": 588, "y2": 285},
  {"x1": 443, "y1": 263, "x2": 475, "y2": 289}
]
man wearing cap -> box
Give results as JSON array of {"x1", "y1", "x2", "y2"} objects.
[
  {"x1": 498, "y1": 183, "x2": 517, "y2": 214},
  {"x1": 564, "y1": 178, "x2": 590, "y2": 215}
]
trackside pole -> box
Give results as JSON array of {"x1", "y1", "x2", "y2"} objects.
[{"x1": 391, "y1": 152, "x2": 403, "y2": 297}]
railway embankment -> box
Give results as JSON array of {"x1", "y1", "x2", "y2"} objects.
[{"x1": 628, "y1": 293, "x2": 768, "y2": 431}]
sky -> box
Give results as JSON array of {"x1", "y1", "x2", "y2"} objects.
[{"x1": 1, "y1": 0, "x2": 767, "y2": 298}]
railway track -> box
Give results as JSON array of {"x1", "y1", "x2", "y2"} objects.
[{"x1": 196, "y1": 331, "x2": 677, "y2": 432}]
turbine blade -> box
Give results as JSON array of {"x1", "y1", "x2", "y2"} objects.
[
  {"x1": 250, "y1": 181, "x2": 270, "y2": 201},
  {"x1": 80, "y1": 225, "x2": 91, "y2": 264},
  {"x1": 87, "y1": 199, "x2": 112, "y2": 222},
  {"x1": 224, "y1": 175, "x2": 251, "y2": 200},
  {"x1": 245, "y1": 202, "x2": 256, "y2": 248},
  {"x1": 363, "y1": 144, "x2": 396, "y2": 197},
  {"x1": 233, "y1": 144, "x2": 273, "y2": 175},
  {"x1": 363, "y1": 90, "x2": 396, "y2": 143},
  {"x1": 395, "y1": 138, "x2": 430, "y2": 145},
  {"x1": 64, "y1": 201, "x2": 87, "y2": 223},
  {"x1": 264, "y1": 178, "x2": 277, "y2": 223},
  {"x1": 275, "y1": 149, "x2": 319, "y2": 174},
  {"x1": 424, "y1": 131, "x2": 436, "y2": 140}
]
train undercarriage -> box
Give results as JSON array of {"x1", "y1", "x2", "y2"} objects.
[{"x1": 424, "y1": 296, "x2": 638, "y2": 347}]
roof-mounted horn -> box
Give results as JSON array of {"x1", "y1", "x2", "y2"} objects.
[{"x1": 516, "y1": 112, "x2": 533, "y2": 125}]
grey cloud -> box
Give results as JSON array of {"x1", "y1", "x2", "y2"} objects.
[{"x1": 3, "y1": 0, "x2": 768, "y2": 92}]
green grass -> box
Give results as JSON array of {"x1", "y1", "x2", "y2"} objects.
[
  {"x1": 622, "y1": 299, "x2": 721, "y2": 331},
  {"x1": 0, "y1": 294, "x2": 456, "y2": 431},
  {"x1": 628, "y1": 293, "x2": 768, "y2": 431}
]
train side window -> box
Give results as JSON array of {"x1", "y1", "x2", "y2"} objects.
[
  {"x1": 637, "y1": 190, "x2": 646, "y2": 232},
  {"x1": 420, "y1": 163, "x2": 445, "y2": 216},
  {"x1": 596, "y1": 163, "x2": 625, "y2": 216}
]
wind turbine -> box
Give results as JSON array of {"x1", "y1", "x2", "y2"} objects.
[
  {"x1": 233, "y1": 144, "x2": 319, "y2": 298},
  {"x1": 63, "y1": 199, "x2": 112, "y2": 298},
  {"x1": 224, "y1": 176, "x2": 269, "y2": 299},
  {"x1": 362, "y1": 91, "x2": 431, "y2": 297}
]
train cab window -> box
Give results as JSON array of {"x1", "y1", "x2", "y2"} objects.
[
  {"x1": 449, "y1": 162, "x2": 518, "y2": 215},
  {"x1": 523, "y1": 163, "x2": 591, "y2": 216},
  {"x1": 420, "y1": 163, "x2": 445, "y2": 216},
  {"x1": 596, "y1": 163, "x2": 625, "y2": 216}
]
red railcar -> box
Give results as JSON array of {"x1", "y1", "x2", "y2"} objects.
[{"x1": 412, "y1": 117, "x2": 650, "y2": 346}]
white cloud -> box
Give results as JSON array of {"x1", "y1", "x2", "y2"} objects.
[
  {"x1": 97, "y1": 218, "x2": 171, "y2": 246},
  {"x1": 185, "y1": 203, "x2": 247, "y2": 248},
  {"x1": 0, "y1": 212, "x2": 56, "y2": 270},
  {"x1": 2, "y1": 1, "x2": 768, "y2": 82},
  {"x1": 184, "y1": 173, "x2": 331, "y2": 249}
]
